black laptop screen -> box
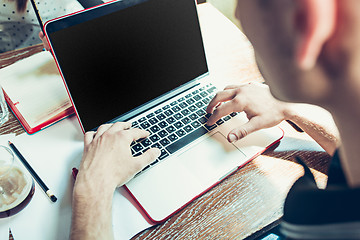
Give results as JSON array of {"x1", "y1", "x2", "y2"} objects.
[{"x1": 46, "y1": 0, "x2": 208, "y2": 131}]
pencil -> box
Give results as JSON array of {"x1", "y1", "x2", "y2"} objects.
[
  {"x1": 8, "y1": 141, "x2": 57, "y2": 203},
  {"x1": 9, "y1": 228, "x2": 14, "y2": 240},
  {"x1": 29, "y1": 0, "x2": 44, "y2": 30}
]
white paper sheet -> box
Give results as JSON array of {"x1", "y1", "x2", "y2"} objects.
[{"x1": 0, "y1": 117, "x2": 153, "y2": 239}]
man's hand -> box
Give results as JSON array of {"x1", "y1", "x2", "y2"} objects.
[
  {"x1": 70, "y1": 122, "x2": 160, "y2": 240},
  {"x1": 77, "y1": 122, "x2": 161, "y2": 191},
  {"x1": 39, "y1": 31, "x2": 50, "y2": 51},
  {"x1": 206, "y1": 82, "x2": 289, "y2": 142}
]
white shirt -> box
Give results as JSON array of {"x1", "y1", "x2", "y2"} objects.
[{"x1": 0, "y1": 0, "x2": 83, "y2": 53}]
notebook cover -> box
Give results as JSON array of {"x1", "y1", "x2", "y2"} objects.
[{"x1": 3, "y1": 89, "x2": 74, "y2": 134}]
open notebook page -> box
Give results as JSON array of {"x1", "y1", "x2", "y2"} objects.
[{"x1": 0, "y1": 51, "x2": 72, "y2": 130}]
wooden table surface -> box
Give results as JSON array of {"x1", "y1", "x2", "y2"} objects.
[{"x1": 0, "y1": 3, "x2": 331, "y2": 240}]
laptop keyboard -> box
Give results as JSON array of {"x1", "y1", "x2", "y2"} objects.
[{"x1": 131, "y1": 84, "x2": 238, "y2": 175}]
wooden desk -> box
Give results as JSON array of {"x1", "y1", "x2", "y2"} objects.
[{"x1": 0, "y1": 3, "x2": 331, "y2": 239}]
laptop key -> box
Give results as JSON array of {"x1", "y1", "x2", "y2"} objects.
[
  {"x1": 189, "y1": 113, "x2": 198, "y2": 120},
  {"x1": 155, "y1": 109, "x2": 162, "y2": 114},
  {"x1": 150, "y1": 159, "x2": 159, "y2": 166},
  {"x1": 181, "y1": 109, "x2": 190, "y2": 116},
  {"x1": 140, "y1": 121, "x2": 151, "y2": 129},
  {"x1": 134, "y1": 152, "x2": 142, "y2": 157},
  {"x1": 205, "y1": 124, "x2": 217, "y2": 131},
  {"x1": 147, "y1": 113, "x2": 155, "y2": 119},
  {"x1": 188, "y1": 105, "x2": 197, "y2": 112},
  {"x1": 176, "y1": 129, "x2": 186, "y2": 137},
  {"x1": 230, "y1": 112, "x2": 238, "y2": 117},
  {"x1": 160, "y1": 138, "x2": 171, "y2": 147},
  {"x1": 207, "y1": 86, "x2": 217, "y2": 93},
  {"x1": 181, "y1": 117, "x2": 191, "y2": 125},
  {"x1": 191, "y1": 120, "x2": 201, "y2": 128},
  {"x1": 184, "y1": 125, "x2": 193, "y2": 133},
  {"x1": 158, "y1": 121, "x2": 168, "y2": 128},
  {"x1": 196, "y1": 109, "x2": 206, "y2": 116},
  {"x1": 193, "y1": 95, "x2": 202, "y2": 101},
  {"x1": 174, "y1": 113, "x2": 183, "y2": 120},
  {"x1": 131, "y1": 121, "x2": 138, "y2": 127},
  {"x1": 199, "y1": 117, "x2": 207, "y2": 124},
  {"x1": 195, "y1": 102, "x2": 204, "y2": 108},
  {"x1": 157, "y1": 113, "x2": 166, "y2": 121},
  {"x1": 186, "y1": 99, "x2": 195, "y2": 105},
  {"x1": 158, "y1": 149, "x2": 169, "y2": 160},
  {"x1": 178, "y1": 97, "x2": 185, "y2": 102},
  {"x1": 158, "y1": 130, "x2": 168, "y2": 138},
  {"x1": 216, "y1": 119, "x2": 224, "y2": 125},
  {"x1": 179, "y1": 102, "x2": 188, "y2": 108},
  {"x1": 192, "y1": 90, "x2": 199, "y2": 95},
  {"x1": 151, "y1": 142, "x2": 162, "y2": 149},
  {"x1": 150, "y1": 125, "x2": 160, "y2": 133},
  {"x1": 168, "y1": 134, "x2": 178, "y2": 142},
  {"x1": 166, "y1": 125, "x2": 176, "y2": 133},
  {"x1": 142, "y1": 165, "x2": 150, "y2": 171},
  {"x1": 150, "y1": 134, "x2": 160, "y2": 142},
  {"x1": 132, "y1": 143, "x2": 143, "y2": 152},
  {"x1": 164, "y1": 109, "x2": 174, "y2": 116},
  {"x1": 166, "y1": 127, "x2": 208, "y2": 154},
  {"x1": 138, "y1": 117, "x2": 147, "y2": 123},
  {"x1": 166, "y1": 116, "x2": 176, "y2": 124},
  {"x1": 202, "y1": 98, "x2": 210, "y2": 104},
  {"x1": 200, "y1": 91, "x2": 208, "y2": 97},
  {"x1": 172, "y1": 106, "x2": 181, "y2": 112},
  {"x1": 205, "y1": 113, "x2": 212, "y2": 119},
  {"x1": 223, "y1": 115, "x2": 231, "y2": 121},
  {"x1": 141, "y1": 138, "x2": 152, "y2": 148},
  {"x1": 174, "y1": 121, "x2": 184, "y2": 129},
  {"x1": 149, "y1": 117, "x2": 158, "y2": 125}
]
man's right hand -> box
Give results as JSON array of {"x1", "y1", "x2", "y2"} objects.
[{"x1": 206, "y1": 82, "x2": 289, "y2": 142}]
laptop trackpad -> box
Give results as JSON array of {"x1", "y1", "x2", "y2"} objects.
[{"x1": 177, "y1": 132, "x2": 247, "y2": 186}]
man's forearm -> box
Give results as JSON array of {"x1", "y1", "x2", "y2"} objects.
[
  {"x1": 284, "y1": 103, "x2": 340, "y2": 155},
  {"x1": 70, "y1": 181, "x2": 115, "y2": 240}
]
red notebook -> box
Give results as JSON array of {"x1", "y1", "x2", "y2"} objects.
[{"x1": 0, "y1": 51, "x2": 74, "y2": 134}]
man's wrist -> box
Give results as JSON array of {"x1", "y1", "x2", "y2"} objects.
[
  {"x1": 73, "y1": 172, "x2": 116, "y2": 200},
  {"x1": 280, "y1": 102, "x2": 297, "y2": 122}
]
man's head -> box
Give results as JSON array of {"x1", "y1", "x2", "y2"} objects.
[{"x1": 235, "y1": 0, "x2": 360, "y2": 111}]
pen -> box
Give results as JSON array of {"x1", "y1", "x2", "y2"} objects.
[{"x1": 8, "y1": 141, "x2": 57, "y2": 203}]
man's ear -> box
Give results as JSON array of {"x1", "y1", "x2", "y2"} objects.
[{"x1": 294, "y1": 0, "x2": 336, "y2": 70}]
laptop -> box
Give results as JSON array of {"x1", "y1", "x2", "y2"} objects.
[{"x1": 44, "y1": 0, "x2": 284, "y2": 223}]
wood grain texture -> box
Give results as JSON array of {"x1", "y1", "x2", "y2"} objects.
[{"x1": 0, "y1": 4, "x2": 331, "y2": 239}]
